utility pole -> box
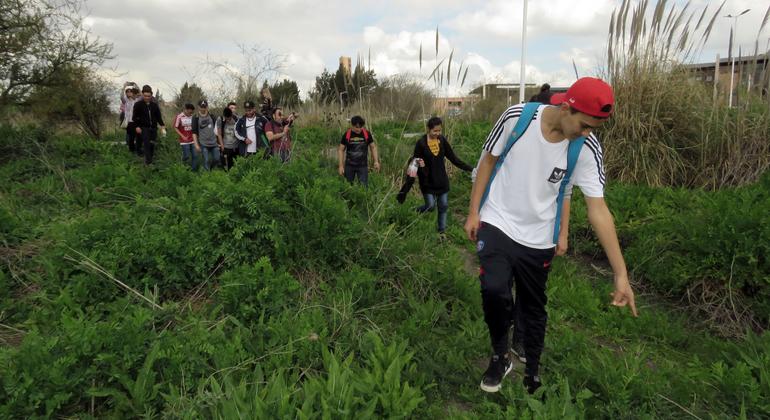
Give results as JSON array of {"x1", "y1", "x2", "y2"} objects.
[
  {"x1": 519, "y1": 0, "x2": 528, "y2": 104},
  {"x1": 724, "y1": 9, "x2": 751, "y2": 108}
]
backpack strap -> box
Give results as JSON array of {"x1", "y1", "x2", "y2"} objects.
[
  {"x1": 362, "y1": 128, "x2": 370, "y2": 141},
  {"x1": 552, "y1": 136, "x2": 586, "y2": 243},
  {"x1": 345, "y1": 128, "x2": 352, "y2": 142},
  {"x1": 479, "y1": 102, "x2": 540, "y2": 208}
]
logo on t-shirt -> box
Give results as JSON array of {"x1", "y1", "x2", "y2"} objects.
[{"x1": 548, "y1": 167, "x2": 567, "y2": 183}]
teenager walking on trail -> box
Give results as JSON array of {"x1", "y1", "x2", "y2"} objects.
[
  {"x1": 464, "y1": 77, "x2": 637, "y2": 395},
  {"x1": 234, "y1": 100, "x2": 269, "y2": 157},
  {"x1": 265, "y1": 107, "x2": 295, "y2": 163},
  {"x1": 132, "y1": 85, "x2": 166, "y2": 165},
  {"x1": 192, "y1": 100, "x2": 222, "y2": 171},
  {"x1": 121, "y1": 82, "x2": 141, "y2": 154},
  {"x1": 337, "y1": 115, "x2": 380, "y2": 186},
  {"x1": 174, "y1": 103, "x2": 197, "y2": 170},
  {"x1": 412, "y1": 116, "x2": 473, "y2": 236},
  {"x1": 217, "y1": 107, "x2": 239, "y2": 170}
]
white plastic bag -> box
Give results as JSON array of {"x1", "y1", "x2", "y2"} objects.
[{"x1": 407, "y1": 158, "x2": 419, "y2": 178}]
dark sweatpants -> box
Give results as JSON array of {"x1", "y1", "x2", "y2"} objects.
[
  {"x1": 221, "y1": 147, "x2": 238, "y2": 170},
  {"x1": 125, "y1": 123, "x2": 139, "y2": 153},
  {"x1": 477, "y1": 223, "x2": 554, "y2": 377},
  {"x1": 344, "y1": 164, "x2": 368, "y2": 186},
  {"x1": 139, "y1": 127, "x2": 157, "y2": 165}
]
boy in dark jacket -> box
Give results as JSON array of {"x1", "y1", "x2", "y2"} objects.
[{"x1": 132, "y1": 85, "x2": 166, "y2": 165}]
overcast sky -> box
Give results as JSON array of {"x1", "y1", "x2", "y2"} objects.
[{"x1": 83, "y1": 0, "x2": 768, "y2": 100}]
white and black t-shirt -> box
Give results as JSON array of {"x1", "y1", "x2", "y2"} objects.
[
  {"x1": 245, "y1": 117, "x2": 258, "y2": 154},
  {"x1": 479, "y1": 104, "x2": 605, "y2": 249}
]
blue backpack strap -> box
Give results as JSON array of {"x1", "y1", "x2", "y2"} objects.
[
  {"x1": 552, "y1": 136, "x2": 586, "y2": 243},
  {"x1": 480, "y1": 102, "x2": 540, "y2": 209}
]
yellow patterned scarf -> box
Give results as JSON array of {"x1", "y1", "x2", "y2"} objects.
[{"x1": 427, "y1": 138, "x2": 440, "y2": 156}]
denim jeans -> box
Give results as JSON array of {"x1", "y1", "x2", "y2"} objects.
[
  {"x1": 200, "y1": 145, "x2": 221, "y2": 170},
  {"x1": 416, "y1": 192, "x2": 449, "y2": 232},
  {"x1": 181, "y1": 143, "x2": 198, "y2": 171}
]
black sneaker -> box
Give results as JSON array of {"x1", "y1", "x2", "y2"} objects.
[
  {"x1": 511, "y1": 340, "x2": 526, "y2": 363},
  {"x1": 480, "y1": 354, "x2": 513, "y2": 393},
  {"x1": 523, "y1": 375, "x2": 542, "y2": 395}
]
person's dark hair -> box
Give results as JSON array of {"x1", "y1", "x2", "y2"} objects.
[
  {"x1": 351, "y1": 115, "x2": 365, "y2": 127},
  {"x1": 141, "y1": 84, "x2": 152, "y2": 94},
  {"x1": 184, "y1": 103, "x2": 194, "y2": 110},
  {"x1": 541, "y1": 83, "x2": 551, "y2": 92},
  {"x1": 426, "y1": 116, "x2": 442, "y2": 130},
  {"x1": 271, "y1": 106, "x2": 282, "y2": 117},
  {"x1": 223, "y1": 107, "x2": 233, "y2": 118},
  {"x1": 227, "y1": 101, "x2": 237, "y2": 107}
]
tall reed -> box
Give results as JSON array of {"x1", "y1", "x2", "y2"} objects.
[{"x1": 603, "y1": 0, "x2": 770, "y2": 189}]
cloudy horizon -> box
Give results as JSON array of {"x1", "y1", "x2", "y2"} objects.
[{"x1": 82, "y1": 0, "x2": 767, "y2": 101}]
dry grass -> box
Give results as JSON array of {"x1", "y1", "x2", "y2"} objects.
[{"x1": 603, "y1": 0, "x2": 770, "y2": 189}]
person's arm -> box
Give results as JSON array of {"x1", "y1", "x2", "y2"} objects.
[
  {"x1": 444, "y1": 139, "x2": 473, "y2": 172},
  {"x1": 133, "y1": 102, "x2": 143, "y2": 134},
  {"x1": 585, "y1": 196, "x2": 638, "y2": 317},
  {"x1": 173, "y1": 115, "x2": 185, "y2": 139},
  {"x1": 216, "y1": 118, "x2": 224, "y2": 150},
  {"x1": 413, "y1": 140, "x2": 427, "y2": 171},
  {"x1": 215, "y1": 119, "x2": 223, "y2": 148},
  {"x1": 191, "y1": 116, "x2": 201, "y2": 151},
  {"x1": 369, "y1": 141, "x2": 380, "y2": 171},
  {"x1": 154, "y1": 104, "x2": 165, "y2": 128},
  {"x1": 337, "y1": 144, "x2": 346, "y2": 176},
  {"x1": 464, "y1": 152, "x2": 498, "y2": 241},
  {"x1": 266, "y1": 122, "x2": 289, "y2": 141},
  {"x1": 338, "y1": 133, "x2": 347, "y2": 175},
  {"x1": 265, "y1": 122, "x2": 280, "y2": 142},
  {"x1": 556, "y1": 198, "x2": 571, "y2": 256}
]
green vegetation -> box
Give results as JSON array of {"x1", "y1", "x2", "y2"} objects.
[{"x1": 1, "y1": 122, "x2": 768, "y2": 418}]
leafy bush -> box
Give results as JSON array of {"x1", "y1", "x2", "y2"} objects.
[{"x1": 570, "y1": 172, "x2": 770, "y2": 322}]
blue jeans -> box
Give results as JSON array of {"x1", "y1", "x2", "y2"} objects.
[
  {"x1": 417, "y1": 192, "x2": 449, "y2": 232},
  {"x1": 200, "y1": 145, "x2": 221, "y2": 170},
  {"x1": 181, "y1": 144, "x2": 198, "y2": 170}
]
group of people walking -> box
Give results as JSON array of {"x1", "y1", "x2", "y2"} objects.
[
  {"x1": 118, "y1": 76, "x2": 637, "y2": 397},
  {"x1": 120, "y1": 83, "x2": 295, "y2": 168}
]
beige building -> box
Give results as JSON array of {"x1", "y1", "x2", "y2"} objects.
[
  {"x1": 433, "y1": 96, "x2": 478, "y2": 116},
  {"x1": 339, "y1": 56, "x2": 352, "y2": 76},
  {"x1": 687, "y1": 54, "x2": 769, "y2": 98}
]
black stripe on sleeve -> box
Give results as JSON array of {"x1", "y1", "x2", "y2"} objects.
[
  {"x1": 483, "y1": 105, "x2": 524, "y2": 152},
  {"x1": 582, "y1": 134, "x2": 606, "y2": 186}
]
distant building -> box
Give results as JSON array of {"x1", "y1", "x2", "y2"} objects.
[
  {"x1": 686, "y1": 54, "x2": 769, "y2": 97},
  {"x1": 468, "y1": 83, "x2": 566, "y2": 104},
  {"x1": 339, "y1": 56, "x2": 352, "y2": 76},
  {"x1": 433, "y1": 96, "x2": 477, "y2": 116}
]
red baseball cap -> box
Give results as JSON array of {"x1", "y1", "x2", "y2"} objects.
[{"x1": 550, "y1": 77, "x2": 615, "y2": 118}]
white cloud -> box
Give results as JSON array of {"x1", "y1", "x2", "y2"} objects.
[
  {"x1": 81, "y1": 0, "x2": 756, "y2": 104},
  {"x1": 447, "y1": 0, "x2": 617, "y2": 40}
]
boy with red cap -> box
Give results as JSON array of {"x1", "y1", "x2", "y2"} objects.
[{"x1": 464, "y1": 77, "x2": 637, "y2": 394}]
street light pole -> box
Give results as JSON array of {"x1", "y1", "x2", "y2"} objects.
[
  {"x1": 519, "y1": 0, "x2": 528, "y2": 104},
  {"x1": 725, "y1": 9, "x2": 750, "y2": 108}
]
